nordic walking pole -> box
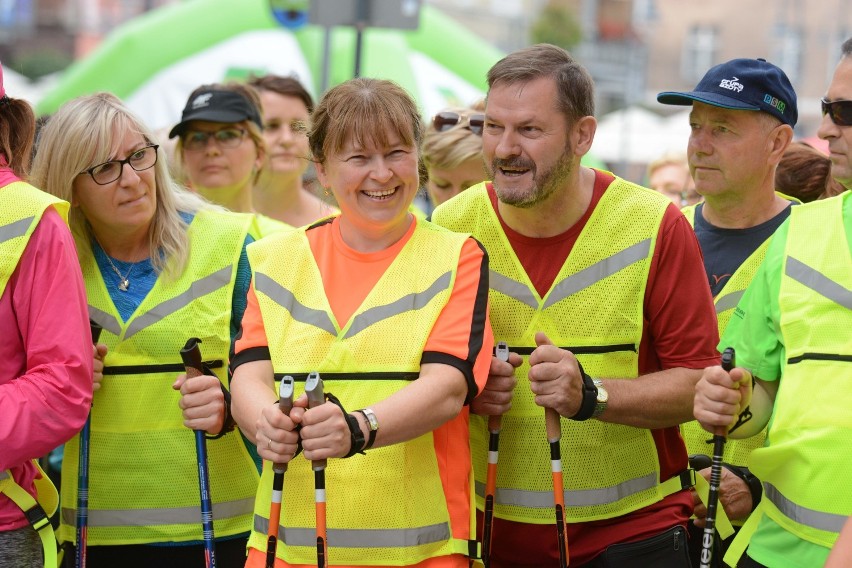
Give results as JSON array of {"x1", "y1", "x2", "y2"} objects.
[
  {"x1": 76, "y1": 320, "x2": 102, "y2": 568},
  {"x1": 180, "y1": 338, "x2": 217, "y2": 568},
  {"x1": 699, "y1": 347, "x2": 736, "y2": 568},
  {"x1": 545, "y1": 405, "x2": 569, "y2": 568},
  {"x1": 266, "y1": 376, "x2": 295, "y2": 568},
  {"x1": 305, "y1": 372, "x2": 328, "y2": 568},
  {"x1": 483, "y1": 341, "x2": 509, "y2": 568}
]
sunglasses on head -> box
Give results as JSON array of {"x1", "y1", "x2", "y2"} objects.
[
  {"x1": 432, "y1": 111, "x2": 485, "y2": 136},
  {"x1": 821, "y1": 98, "x2": 852, "y2": 127}
]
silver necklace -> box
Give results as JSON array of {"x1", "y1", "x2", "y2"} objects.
[{"x1": 103, "y1": 254, "x2": 134, "y2": 292}]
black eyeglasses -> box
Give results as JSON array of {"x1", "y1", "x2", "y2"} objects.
[
  {"x1": 821, "y1": 98, "x2": 852, "y2": 127},
  {"x1": 183, "y1": 127, "x2": 247, "y2": 151},
  {"x1": 80, "y1": 144, "x2": 159, "y2": 185},
  {"x1": 432, "y1": 111, "x2": 485, "y2": 136}
]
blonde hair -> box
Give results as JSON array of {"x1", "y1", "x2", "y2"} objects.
[
  {"x1": 423, "y1": 105, "x2": 484, "y2": 171},
  {"x1": 646, "y1": 151, "x2": 689, "y2": 180},
  {"x1": 175, "y1": 82, "x2": 267, "y2": 185},
  {"x1": 30, "y1": 92, "x2": 216, "y2": 277}
]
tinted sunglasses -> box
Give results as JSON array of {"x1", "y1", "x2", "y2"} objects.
[
  {"x1": 432, "y1": 111, "x2": 485, "y2": 135},
  {"x1": 821, "y1": 98, "x2": 852, "y2": 127}
]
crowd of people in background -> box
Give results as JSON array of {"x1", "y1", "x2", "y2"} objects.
[{"x1": 1, "y1": 35, "x2": 850, "y2": 568}]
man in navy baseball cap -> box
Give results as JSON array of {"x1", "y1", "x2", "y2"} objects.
[
  {"x1": 658, "y1": 58, "x2": 797, "y2": 127},
  {"x1": 657, "y1": 57, "x2": 798, "y2": 568}
]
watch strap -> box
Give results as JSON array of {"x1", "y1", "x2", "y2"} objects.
[
  {"x1": 722, "y1": 464, "x2": 763, "y2": 512},
  {"x1": 570, "y1": 361, "x2": 597, "y2": 421},
  {"x1": 357, "y1": 408, "x2": 378, "y2": 450}
]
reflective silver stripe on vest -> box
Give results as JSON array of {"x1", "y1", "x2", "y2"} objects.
[
  {"x1": 0, "y1": 471, "x2": 9, "y2": 481},
  {"x1": 344, "y1": 271, "x2": 452, "y2": 339},
  {"x1": 715, "y1": 290, "x2": 745, "y2": 314},
  {"x1": 490, "y1": 271, "x2": 538, "y2": 308},
  {"x1": 254, "y1": 272, "x2": 336, "y2": 335},
  {"x1": 61, "y1": 497, "x2": 254, "y2": 528},
  {"x1": 0, "y1": 217, "x2": 34, "y2": 245},
  {"x1": 88, "y1": 306, "x2": 122, "y2": 337},
  {"x1": 544, "y1": 239, "x2": 652, "y2": 309},
  {"x1": 765, "y1": 482, "x2": 847, "y2": 533},
  {"x1": 786, "y1": 256, "x2": 852, "y2": 310},
  {"x1": 254, "y1": 515, "x2": 450, "y2": 548},
  {"x1": 124, "y1": 266, "x2": 233, "y2": 339},
  {"x1": 475, "y1": 472, "x2": 658, "y2": 508}
]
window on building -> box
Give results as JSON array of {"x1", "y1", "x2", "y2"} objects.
[
  {"x1": 491, "y1": 0, "x2": 522, "y2": 17},
  {"x1": 773, "y1": 24, "x2": 802, "y2": 83},
  {"x1": 681, "y1": 25, "x2": 717, "y2": 82}
]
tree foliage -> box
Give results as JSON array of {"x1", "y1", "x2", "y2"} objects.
[{"x1": 531, "y1": 1, "x2": 583, "y2": 50}]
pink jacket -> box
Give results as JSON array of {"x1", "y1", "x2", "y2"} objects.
[{"x1": 1, "y1": 180, "x2": 92, "y2": 531}]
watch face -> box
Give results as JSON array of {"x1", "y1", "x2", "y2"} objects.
[{"x1": 597, "y1": 387, "x2": 608, "y2": 403}]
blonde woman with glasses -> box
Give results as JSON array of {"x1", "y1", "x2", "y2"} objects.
[{"x1": 31, "y1": 92, "x2": 259, "y2": 567}]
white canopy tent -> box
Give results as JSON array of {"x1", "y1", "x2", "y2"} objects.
[{"x1": 592, "y1": 106, "x2": 691, "y2": 165}]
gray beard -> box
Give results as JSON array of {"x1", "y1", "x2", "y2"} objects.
[{"x1": 490, "y1": 150, "x2": 573, "y2": 209}]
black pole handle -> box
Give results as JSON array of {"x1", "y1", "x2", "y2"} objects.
[
  {"x1": 90, "y1": 320, "x2": 103, "y2": 344},
  {"x1": 180, "y1": 338, "x2": 204, "y2": 375}
]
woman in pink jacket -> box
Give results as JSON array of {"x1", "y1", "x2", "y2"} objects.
[{"x1": 0, "y1": 61, "x2": 92, "y2": 568}]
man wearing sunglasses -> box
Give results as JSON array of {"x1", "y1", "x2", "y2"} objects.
[
  {"x1": 656, "y1": 58, "x2": 799, "y2": 565},
  {"x1": 433, "y1": 44, "x2": 718, "y2": 567},
  {"x1": 694, "y1": 40, "x2": 852, "y2": 568}
]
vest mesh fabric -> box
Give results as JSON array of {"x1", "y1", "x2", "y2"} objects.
[
  {"x1": 0, "y1": 182, "x2": 67, "y2": 297},
  {"x1": 59, "y1": 210, "x2": 258, "y2": 546},
  {"x1": 433, "y1": 180, "x2": 676, "y2": 524},
  {"x1": 681, "y1": 205, "x2": 768, "y2": 470},
  {"x1": 247, "y1": 221, "x2": 474, "y2": 565},
  {"x1": 751, "y1": 195, "x2": 852, "y2": 548}
]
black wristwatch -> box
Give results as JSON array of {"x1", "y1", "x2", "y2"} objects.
[
  {"x1": 570, "y1": 362, "x2": 598, "y2": 421},
  {"x1": 722, "y1": 464, "x2": 763, "y2": 512}
]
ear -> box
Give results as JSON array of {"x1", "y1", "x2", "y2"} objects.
[
  {"x1": 572, "y1": 116, "x2": 597, "y2": 157},
  {"x1": 767, "y1": 124, "x2": 794, "y2": 166},
  {"x1": 315, "y1": 160, "x2": 329, "y2": 189},
  {"x1": 255, "y1": 143, "x2": 266, "y2": 171}
]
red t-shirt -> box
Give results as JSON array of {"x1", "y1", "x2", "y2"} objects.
[{"x1": 482, "y1": 171, "x2": 719, "y2": 566}]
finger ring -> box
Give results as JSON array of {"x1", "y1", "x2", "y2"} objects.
[{"x1": 267, "y1": 438, "x2": 272, "y2": 450}]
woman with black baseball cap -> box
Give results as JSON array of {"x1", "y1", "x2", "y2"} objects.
[{"x1": 171, "y1": 82, "x2": 290, "y2": 238}]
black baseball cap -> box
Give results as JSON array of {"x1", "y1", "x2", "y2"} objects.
[
  {"x1": 169, "y1": 89, "x2": 263, "y2": 139},
  {"x1": 657, "y1": 58, "x2": 798, "y2": 127}
]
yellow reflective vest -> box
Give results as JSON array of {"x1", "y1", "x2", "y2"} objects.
[
  {"x1": 750, "y1": 195, "x2": 852, "y2": 548},
  {"x1": 59, "y1": 210, "x2": 258, "y2": 546},
  {"x1": 1, "y1": 181, "x2": 67, "y2": 568},
  {"x1": 0, "y1": 181, "x2": 68, "y2": 296},
  {"x1": 680, "y1": 204, "x2": 768, "y2": 470},
  {"x1": 246, "y1": 220, "x2": 477, "y2": 565},
  {"x1": 433, "y1": 180, "x2": 690, "y2": 524}
]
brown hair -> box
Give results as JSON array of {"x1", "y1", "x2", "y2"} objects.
[
  {"x1": 308, "y1": 77, "x2": 427, "y2": 186},
  {"x1": 775, "y1": 142, "x2": 846, "y2": 202},
  {"x1": 0, "y1": 96, "x2": 36, "y2": 178},
  {"x1": 248, "y1": 74, "x2": 314, "y2": 113},
  {"x1": 486, "y1": 43, "x2": 595, "y2": 123}
]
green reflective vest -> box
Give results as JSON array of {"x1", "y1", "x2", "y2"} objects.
[
  {"x1": 433, "y1": 180, "x2": 690, "y2": 524},
  {"x1": 751, "y1": 195, "x2": 852, "y2": 548},
  {"x1": 59, "y1": 210, "x2": 258, "y2": 546},
  {"x1": 246, "y1": 220, "x2": 477, "y2": 565}
]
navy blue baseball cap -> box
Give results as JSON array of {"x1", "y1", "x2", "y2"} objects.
[
  {"x1": 169, "y1": 89, "x2": 263, "y2": 139},
  {"x1": 657, "y1": 58, "x2": 797, "y2": 127}
]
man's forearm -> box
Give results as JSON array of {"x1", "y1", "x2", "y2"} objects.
[{"x1": 596, "y1": 367, "x2": 701, "y2": 429}]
